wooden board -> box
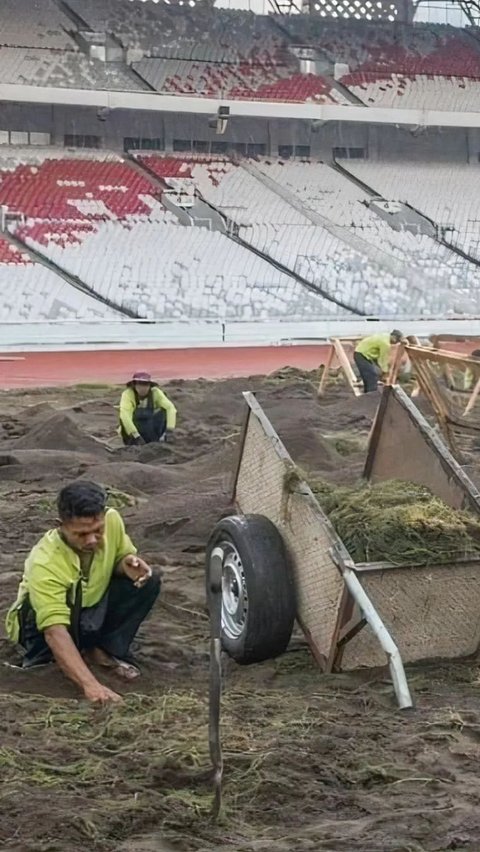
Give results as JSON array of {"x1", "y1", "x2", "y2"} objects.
[
  {"x1": 365, "y1": 385, "x2": 480, "y2": 513},
  {"x1": 317, "y1": 338, "x2": 362, "y2": 398}
]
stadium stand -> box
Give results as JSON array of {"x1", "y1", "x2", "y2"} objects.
[
  {"x1": 0, "y1": 234, "x2": 120, "y2": 321},
  {"x1": 0, "y1": 150, "x2": 166, "y2": 220},
  {"x1": 0, "y1": 3, "x2": 479, "y2": 325},
  {"x1": 138, "y1": 154, "x2": 480, "y2": 316},
  {"x1": 133, "y1": 58, "x2": 348, "y2": 103},
  {"x1": 1, "y1": 2, "x2": 479, "y2": 108},
  {"x1": 17, "y1": 219, "x2": 341, "y2": 320},
  {"x1": 0, "y1": 46, "x2": 148, "y2": 91},
  {"x1": 0, "y1": 0, "x2": 75, "y2": 50},
  {"x1": 343, "y1": 74, "x2": 480, "y2": 110},
  {"x1": 0, "y1": 149, "x2": 342, "y2": 319},
  {"x1": 63, "y1": 1, "x2": 283, "y2": 61},
  {"x1": 340, "y1": 160, "x2": 480, "y2": 261},
  {"x1": 279, "y1": 19, "x2": 480, "y2": 74},
  {"x1": 252, "y1": 160, "x2": 480, "y2": 313},
  {"x1": 337, "y1": 32, "x2": 480, "y2": 108}
]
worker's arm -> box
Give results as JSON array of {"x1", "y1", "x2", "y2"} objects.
[
  {"x1": 153, "y1": 388, "x2": 177, "y2": 430},
  {"x1": 119, "y1": 389, "x2": 139, "y2": 438},
  {"x1": 377, "y1": 339, "x2": 391, "y2": 374},
  {"x1": 44, "y1": 625, "x2": 121, "y2": 702},
  {"x1": 28, "y1": 564, "x2": 120, "y2": 702}
]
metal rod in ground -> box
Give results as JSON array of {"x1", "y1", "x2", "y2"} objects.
[{"x1": 208, "y1": 546, "x2": 224, "y2": 818}]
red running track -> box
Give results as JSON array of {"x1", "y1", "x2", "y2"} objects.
[
  {"x1": 1, "y1": 340, "x2": 477, "y2": 390},
  {"x1": 0, "y1": 345, "x2": 330, "y2": 389}
]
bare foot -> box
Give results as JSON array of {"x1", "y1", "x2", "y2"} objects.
[{"x1": 84, "y1": 647, "x2": 140, "y2": 681}]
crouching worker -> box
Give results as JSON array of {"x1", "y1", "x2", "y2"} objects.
[
  {"x1": 5, "y1": 481, "x2": 160, "y2": 704},
  {"x1": 354, "y1": 329, "x2": 404, "y2": 394},
  {"x1": 119, "y1": 371, "x2": 177, "y2": 446}
]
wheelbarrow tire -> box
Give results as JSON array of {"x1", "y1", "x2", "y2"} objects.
[{"x1": 206, "y1": 514, "x2": 296, "y2": 664}]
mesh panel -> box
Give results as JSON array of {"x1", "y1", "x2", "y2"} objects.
[
  {"x1": 235, "y1": 409, "x2": 344, "y2": 664},
  {"x1": 301, "y1": 0, "x2": 406, "y2": 21},
  {"x1": 342, "y1": 561, "x2": 480, "y2": 669}
]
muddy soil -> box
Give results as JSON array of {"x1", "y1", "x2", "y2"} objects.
[{"x1": 1, "y1": 370, "x2": 480, "y2": 851}]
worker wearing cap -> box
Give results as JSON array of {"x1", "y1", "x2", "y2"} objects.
[
  {"x1": 354, "y1": 329, "x2": 404, "y2": 393},
  {"x1": 119, "y1": 372, "x2": 177, "y2": 446}
]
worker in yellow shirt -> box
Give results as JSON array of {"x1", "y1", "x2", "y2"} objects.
[
  {"x1": 354, "y1": 329, "x2": 404, "y2": 393},
  {"x1": 6, "y1": 481, "x2": 160, "y2": 703},
  {"x1": 119, "y1": 371, "x2": 177, "y2": 446}
]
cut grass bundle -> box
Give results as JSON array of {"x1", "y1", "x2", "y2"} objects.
[{"x1": 307, "y1": 478, "x2": 480, "y2": 566}]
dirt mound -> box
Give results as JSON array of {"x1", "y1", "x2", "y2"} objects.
[
  {"x1": 277, "y1": 419, "x2": 342, "y2": 472},
  {"x1": 24, "y1": 402, "x2": 57, "y2": 424},
  {"x1": 84, "y1": 461, "x2": 183, "y2": 496},
  {"x1": 0, "y1": 448, "x2": 100, "y2": 483},
  {"x1": 317, "y1": 390, "x2": 381, "y2": 431},
  {"x1": 12, "y1": 411, "x2": 107, "y2": 455}
]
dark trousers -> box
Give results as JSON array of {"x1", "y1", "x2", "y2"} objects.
[
  {"x1": 122, "y1": 409, "x2": 166, "y2": 445},
  {"x1": 19, "y1": 573, "x2": 161, "y2": 668},
  {"x1": 354, "y1": 351, "x2": 381, "y2": 394}
]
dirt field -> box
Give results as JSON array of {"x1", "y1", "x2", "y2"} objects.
[{"x1": 1, "y1": 370, "x2": 480, "y2": 852}]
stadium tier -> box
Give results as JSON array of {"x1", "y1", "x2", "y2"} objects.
[
  {"x1": 0, "y1": 234, "x2": 121, "y2": 321},
  {"x1": 0, "y1": 149, "x2": 479, "y2": 321},
  {"x1": 0, "y1": 2, "x2": 480, "y2": 108},
  {"x1": 340, "y1": 161, "x2": 480, "y2": 261}
]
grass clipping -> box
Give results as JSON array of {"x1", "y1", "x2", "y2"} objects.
[{"x1": 308, "y1": 477, "x2": 480, "y2": 565}]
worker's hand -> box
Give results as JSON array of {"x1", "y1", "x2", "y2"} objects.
[
  {"x1": 164, "y1": 429, "x2": 174, "y2": 443},
  {"x1": 120, "y1": 554, "x2": 153, "y2": 588},
  {"x1": 83, "y1": 682, "x2": 123, "y2": 704},
  {"x1": 133, "y1": 435, "x2": 145, "y2": 446}
]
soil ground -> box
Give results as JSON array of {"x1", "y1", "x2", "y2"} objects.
[{"x1": 1, "y1": 370, "x2": 480, "y2": 852}]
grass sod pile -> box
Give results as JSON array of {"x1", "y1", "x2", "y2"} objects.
[{"x1": 297, "y1": 476, "x2": 480, "y2": 566}]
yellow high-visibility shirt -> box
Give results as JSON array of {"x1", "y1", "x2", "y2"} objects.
[
  {"x1": 355, "y1": 334, "x2": 391, "y2": 373},
  {"x1": 5, "y1": 508, "x2": 136, "y2": 642},
  {"x1": 119, "y1": 386, "x2": 177, "y2": 438}
]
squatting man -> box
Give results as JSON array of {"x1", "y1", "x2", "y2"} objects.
[
  {"x1": 119, "y1": 371, "x2": 177, "y2": 445},
  {"x1": 6, "y1": 481, "x2": 160, "y2": 703}
]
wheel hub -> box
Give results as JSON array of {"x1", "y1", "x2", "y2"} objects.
[{"x1": 217, "y1": 541, "x2": 248, "y2": 639}]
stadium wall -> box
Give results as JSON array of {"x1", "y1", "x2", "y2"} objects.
[{"x1": 0, "y1": 102, "x2": 474, "y2": 161}]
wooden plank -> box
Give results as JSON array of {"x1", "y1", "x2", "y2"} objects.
[
  {"x1": 414, "y1": 358, "x2": 449, "y2": 418},
  {"x1": 386, "y1": 342, "x2": 405, "y2": 386},
  {"x1": 331, "y1": 338, "x2": 362, "y2": 397},
  {"x1": 338, "y1": 610, "x2": 366, "y2": 645},
  {"x1": 406, "y1": 344, "x2": 480, "y2": 454},
  {"x1": 464, "y1": 377, "x2": 480, "y2": 417},
  {"x1": 231, "y1": 402, "x2": 251, "y2": 502},
  {"x1": 317, "y1": 343, "x2": 335, "y2": 398},
  {"x1": 326, "y1": 586, "x2": 354, "y2": 672},
  {"x1": 430, "y1": 334, "x2": 480, "y2": 347},
  {"x1": 447, "y1": 416, "x2": 480, "y2": 433},
  {"x1": 364, "y1": 384, "x2": 392, "y2": 480},
  {"x1": 406, "y1": 359, "x2": 459, "y2": 455},
  {"x1": 407, "y1": 345, "x2": 480, "y2": 372}
]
